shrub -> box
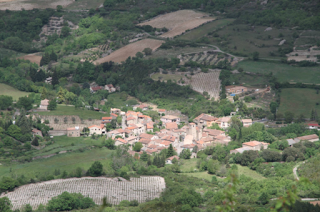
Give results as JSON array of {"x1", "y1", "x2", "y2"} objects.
[
  {"x1": 46, "y1": 192, "x2": 95, "y2": 211},
  {"x1": 87, "y1": 161, "x2": 103, "y2": 177}
]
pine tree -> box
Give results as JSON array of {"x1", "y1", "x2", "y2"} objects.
[
  {"x1": 311, "y1": 109, "x2": 315, "y2": 121},
  {"x1": 52, "y1": 70, "x2": 59, "y2": 87},
  {"x1": 147, "y1": 158, "x2": 152, "y2": 166},
  {"x1": 32, "y1": 136, "x2": 39, "y2": 146},
  {"x1": 50, "y1": 50, "x2": 58, "y2": 62},
  {"x1": 35, "y1": 69, "x2": 46, "y2": 82},
  {"x1": 29, "y1": 66, "x2": 37, "y2": 82},
  {"x1": 140, "y1": 151, "x2": 148, "y2": 161},
  {"x1": 167, "y1": 144, "x2": 174, "y2": 158}
]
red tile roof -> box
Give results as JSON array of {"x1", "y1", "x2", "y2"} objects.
[
  {"x1": 165, "y1": 122, "x2": 178, "y2": 130},
  {"x1": 116, "y1": 138, "x2": 127, "y2": 144},
  {"x1": 91, "y1": 86, "x2": 102, "y2": 91},
  {"x1": 102, "y1": 117, "x2": 112, "y2": 120}
]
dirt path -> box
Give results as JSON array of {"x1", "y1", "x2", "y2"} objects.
[{"x1": 293, "y1": 161, "x2": 306, "y2": 180}]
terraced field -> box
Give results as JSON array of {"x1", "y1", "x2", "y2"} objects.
[
  {"x1": 1, "y1": 177, "x2": 166, "y2": 210},
  {"x1": 178, "y1": 51, "x2": 239, "y2": 66},
  {"x1": 190, "y1": 70, "x2": 221, "y2": 100}
]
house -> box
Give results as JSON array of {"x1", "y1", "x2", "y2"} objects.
[
  {"x1": 111, "y1": 108, "x2": 121, "y2": 114},
  {"x1": 125, "y1": 136, "x2": 139, "y2": 145},
  {"x1": 296, "y1": 134, "x2": 319, "y2": 142},
  {"x1": 242, "y1": 141, "x2": 269, "y2": 151},
  {"x1": 90, "y1": 86, "x2": 103, "y2": 93},
  {"x1": 194, "y1": 113, "x2": 218, "y2": 127},
  {"x1": 107, "y1": 129, "x2": 125, "y2": 139},
  {"x1": 105, "y1": 84, "x2": 116, "y2": 93},
  {"x1": 146, "y1": 149, "x2": 158, "y2": 155},
  {"x1": 181, "y1": 144, "x2": 196, "y2": 150},
  {"x1": 165, "y1": 122, "x2": 178, "y2": 130},
  {"x1": 308, "y1": 123, "x2": 320, "y2": 130},
  {"x1": 230, "y1": 147, "x2": 252, "y2": 154},
  {"x1": 67, "y1": 127, "x2": 80, "y2": 137},
  {"x1": 225, "y1": 85, "x2": 248, "y2": 94},
  {"x1": 242, "y1": 119, "x2": 253, "y2": 127},
  {"x1": 147, "y1": 123, "x2": 154, "y2": 133},
  {"x1": 115, "y1": 138, "x2": 128, "y2": 146},
  {"x1": 32, "y1": 129, "x2": 43, "y2": 137},
  {"x1": 166, "y1": 156, "x2": 179, "y2": 164},
  {"x1": 133, "y1": 104, "x2": 149, "y2": 111},
  {"x1": 111, "y1": 113, "x2": 118, "y2": 119},
  {"x1": 88, "y1": 124, "x2": 105, "y2": 135},
  {"x1": 158, "y1": 109, "x2": 166, "y2": 115},
  {"x1": 219, "y1": 117, "x2": 231, "y2": 129},
  {"x1": 39, "y1": 99, "x2": 50, "y2": 110},
  {"x1": 101, "y1": 117, "x2": 112, "y2": 124},
  {"x1": 45, "y1": 77, "x2": 52, "y2": 84},
  {"x1": 287, "y1": 139, "x2": 298, "y2": 147},
  {"x1": 161, "y1": 115, "x2": 180, "y2": 125},
  {"x1": 159, "y1": 140, "x2": 171, "y2": 147},
  {"x1": 139, "y1": 138, "x2": 153, "y2": 147}
]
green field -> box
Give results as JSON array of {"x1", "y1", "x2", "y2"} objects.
[
  {"x1": 179, "y1": 18, "x2": 235, "y2": 41},
  {"x1": 236, "y1": 165, "x2": 266, "y2": 181},
  {"x1": 0, "y1": 148, "x2": 113, "y2": 179},
  {"x1": 181, "y1": 172, "x2": 218, "y2": 182},
  {"x1": 0, "y1": 83, "x2": 31, "y2": 101},
  {"x1": 151, "y1": 73, "x2": 183, "y2": 82},
  {"x1": 237, "y1": 60, "x2": 320, "y2": 84},
  {"x1": 36, "y1": 105, "x2": 103, "y2": 119},
  {"x1": 278, "y1": 88, "x2": 320, "y2": 117}
]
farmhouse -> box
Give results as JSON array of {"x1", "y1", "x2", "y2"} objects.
[
  {"x1": 161, "y1": 115, "x2": 180, "y2": 125},
  {"x1": 194, "y1": 113, "x2": 218, "y2": 127},
  {"x1": 230, "y1": 141, "x2": 269, "y2": 154},
  {"x1": 105, "y1": 84, "x2": 116, "y2": 93},
  {"x1": 88, "y1": 124, "x2": 105, "y2": 135},
  {"x1": 32, "y1": 129, "x2": 43, "y2": 137},
  {"x1": 111, "y1": 108, "x2": 121, "y2": 114},
  {"x1": 39, "y1": 99, "x2": 50, "y2": 110},
  {"x1": 158, "y1": 109, "x2": 166, "y2": 115},
  {"x1": 90, "y1": 86, "x2": 103, "y2": 93},
  {"x1": 101, "y1": 117, "x2": 112, "y2": 124},
  {"x1": 308, "y1": 123, "x2": 320, "y2": 130},
  {"x1": 166, "y1": 156, "x2": 179, "y2": 164},
  {"x1": 225, "y1": 85, "x2": 248, "y2": 94},
  {"x1": 242, "y1": 119, "x2": 253, "y2": 127},
  {"x1": 67, "y1": 127, "x2": 80, "y2": 137}
]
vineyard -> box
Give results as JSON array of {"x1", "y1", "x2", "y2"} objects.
[
  {"x1": 178, "y1": 51, "x2": 239, "y2": 66},
  {"x1": 190, "y1": 70, "x2": 221, "y2": 100},
  {"x1": 0, "y1": 176, "x2": 166, "y2": 210}
]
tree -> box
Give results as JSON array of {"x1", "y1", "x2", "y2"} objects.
[
  {"x1": 61, "y1": 26, "x2": 71, "y2": 38},
  {"x1": 180, "y1": 149, "x2": 191, "y2": 159},
  {"x1": 0, "y1": 95, "x2": 13, "y2": 110},
  {"x1": 17, "y1": 96, "x2": 33, "y2": 110},
  {"x1": 104, "y1": 0, "x2": 115, "y2": 7},
  {"x1": 50, "y1": 50, "x2": 58, "y2": 62},
  {"x1": 140, "y1": 151, "x2": 148, "y2": 161},
  {"x1": 47, "y1": 192, "x2": 95, "y2": 211},
  {"x1": 0, "y1": 197, "x2": 12, "y2": 212},
  {"x1": 48, "y1": 99, "x2": 57, "y2": 110},
  {"x1": 56, "y1": 5, "x2": 63, "y2": 12},
  {"x1": 24, "y1": 204, "x2": 33, "y2": 212},
  {"x1": 35, "y1": 69, "x2": 46, "y2": 82},
  {"x1": 32, "y1": 136, "x2": 39, "y2": 146},
  {"x1": 253, "y1": 51, "x2": 259, "y2": 61},
  {"x1": 143, "y1": 48, "x2": 152, "y2": 55},
  {"x1": 207, "y1": 159, "x2": 220, "y2": 174},
  {"x1": 133, "y1": 142, "x2": 143, "y2": 152},
  {"x1": 257, "y1": 192, "x2": 269, "y2": 205},
  {"x1": 52, "y1": 70, "x2": 59, "y2": 87},
  {"x1": 87, "y1": 161, "x2": 103, "y2": 177},
  {"x1": 285, "y1": 111, "x2": 294, "y2": 123},
  {"x1": 0, "y1": 177, "x2": 19, "y2": 192},
  {"x1": 135, "y1": 52, "x2": 144, "y2": 58},
  {"x1": 270, "y1": 102, "x2": 278, "y2": 114},
  {"x1": 7, "y1": 125, "x2": 22, "y2": 139},
  {"x1": 167, "y1": 144, "x2": 174, "y2": 158}
]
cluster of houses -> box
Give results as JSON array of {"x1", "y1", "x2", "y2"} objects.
[{"x1": 90, "y1": 84, "x2": 116, "y2": 93}]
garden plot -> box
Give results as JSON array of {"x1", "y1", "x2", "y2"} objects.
[
  {"x1": 190, "y1": 70, "x2": 221, "y2": 100},
  {"x1": 93, "y1": 39, "x2": 164, "y2": 65},
  {"x1": 286, "y1": 46, "x2": 320, "y2": 62},
  {"x1": 138, "y1": 10, "x2": 215, "y2": 38},
  {"x1": 0, "y1": 176, "x2": 166, "y2": 210},
  {"x1": 18, "y1": 53, "x2": 42, "y2": 66}
]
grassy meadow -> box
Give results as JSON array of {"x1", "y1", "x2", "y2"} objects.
[
  {"x1": 179, "y1": 18, "x2": 235, "y2": 41},
  {"x1": 36, "y1": 104, "x2": 103, "y2": 119},
  {"x1": 0, "y1": 83, "x2": 31, "y2": 101},
  {"x1": 0, "y1": 147, "x2": 113, "y2": 179},
  {"x1": 237, "y1": 60, "x2": 320, "y2": 84},
  {"x1": 278, "y1": 88, "x2": 320, "y2": 117}
]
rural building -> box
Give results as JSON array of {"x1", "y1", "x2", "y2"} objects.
[
  {"x1": 242, "y1": 119, "x2": 253, "y2": 127},
  {"x1": 161, "y1": 115, "x2": 180, "y2": 125},
  {"x1": 88, "y1": 124, "x2": 105, "y2": 135},
  {"x1": 111, "y1": 113, "x2": 118, "y2": 119},
  {"x1": 115, "y1": 138, "x2": 128, "y2": 146},
  {"x1": 194, "y1": 113, "x2": 218, "y2": 127},
  {"x1": 165, "y1": 122, "x2": 178, "y2": 130},
  {"x1": 158, "y1": 109, "x2": 166, "y2": 115},
  {"x1": 101, "y1": 117, "x2": 112, "y2": 124},
  {"x1": 107, "y1": 129, "x2": 125, "y2": 139},
  {"x1": 242, "y1": 141, "x2": 269, "y2": 150},
  {"x1": 219, "y1": 117, "x2": 231, "y2": 129},
  {"x1": 287, "y1": 139, "x2": 298, "y2": 147},
  {"x1": 308, "y1": 123, "x2": 320, "y2": 130},
  {"x1": 45, "y1": 77, "x2": 52, "y2": 84},
  {"x1": 230, "y1": 147, "x2": 252, "y2": 154},
  {"x1": 67, "y1": 127, "x2": 80, "y2": 137},
  {"x1": 111, "y1": 108, "x2": 121, "y2": 114},
  {"x1": 225, "y1": 85, "x2": 248, "y2": 94},
  {"x1": 146, "y1": 123, "x2": 154, "y2": 133},
  {"x1": 125, "y1": 136, "x2": 138, "y2": 145},
  {"x1": 296, "y1": 134, "x2": 319, "y2": 142},
  {"x1": 133, "y1": 104, "x2": 149, "y2": 111},
  {"x1": 90, "y1": 86, "x2": 103, "y2": 93},
  {"x1": 166, "y1": 156, "x2": 179, "y2": 164},
  {"x1": 32, "y1": 129, "x2": 43, "y2": 137},
  {"x1": 39, "y1": 99, "x2": 50, "y2": 110},
  {"x1": 105, "y1": 84, "x2": 116, "y2": 93}
]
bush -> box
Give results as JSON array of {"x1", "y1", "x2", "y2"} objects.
[
  {"x1": 46, "y1": 192, "x2": 95, "y2": 211},
  {"x1": 87, "y1": 161, "x2": 103, "y2": 177},
  {"x1": 286, "y1": 156, "x2": 295, "y2": 162}
]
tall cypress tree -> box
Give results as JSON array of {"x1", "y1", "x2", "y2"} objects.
[
  {"x1": 29, "y1": 66, "x2": 37, "y2": 82},
  {"x1": 52, "y1": 69, "x2": 59, "y2": 87},
  {"x1": 167, "y1": 144, "x2": 174, "y2": 158},
  {"x1": 35, "y1": 69, "x2": 46, "y2": 82},
  {"x1": 50, "y1": 50, "x2": 57, "y2": 62}
]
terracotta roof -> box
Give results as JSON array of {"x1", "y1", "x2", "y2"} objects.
[
  {"x1": 127, "y1": 117, "x2": 136, "y2": 121},
  {"x1": 139, "y1": 139, "x2": 151, "y2": 144},
  {"x1": 102, "y1": 117, "x2": 112, "y2": 120},
  {"x1": 161, "y1": 115, "x2": 179, "y2": 120},
  {"x1": 162, "y1": 135, "x2": 176, "y2": 142},
  {"x1": 67, "y1": 127, "x2": 79, "y2": 131},
  {"x1": 32, "y1": 129, "x2": 41, "y2": 133},
  {"x1": 88, "y1": 125, "x2": 102, "y2": 129},
  {"x1": 221, "y1": 117, "x2": 231, "y2": 122},
  {"x1": 297, "y1": 134, "x2": 319, "y2": 141},
  {"x1": 146, "y1": 149, "x2": 158, "y2": 154},
  {"x1": 147, "y1": 123, "x2": 154, "y2": 129},
  {"x1": 194, "y1": 113, "x2": 218, "y2": 122},
  {"x1": 148, "y1": 144, "x2": 158, "y2": 149},
  {"x1": 40, "y1": 99, "x2": 50, "y2": 106},
  {"x1": 116, "y1": 138, "x2": 127, "y2": 144},
  {"x1": 157, "y1": 146, "x2": 166, "y2": 150},
  {"x1": 126, "y1": 136, "x2": 137, "y2": 141},
  {"x1": 111, "y1": 113, "x2": 118, "y2": 117},
  {"x1": 91, "y1": 86, "x2": 102, "y2": 91},
  {"x1": 181, "y1": 144, "x2": 195, "y2": 148},
  {"x1": 160, "y1": 141, "x2": 171, "y2": 146},
  {"x1": 242, "y1": 119, "x2": 252, "y2": 123},
  {"x1": 139, "y1": 133, "x2": 154, "y2": 140},
  {"x1": 166, "y1": 122, "x2": 178, "y2": 130},
  {"x1": 242, "y1": 141, "x2": 262, "y2": 147},
  {"x1": 167, "y1": 155, "x2": 179, "y2": 160},
  {"x1": 308, "y1": 123, "x2": 320, "y2": 127},
  {"x1": 158, "y1": 109, "x2": 166, "y2": 112}
]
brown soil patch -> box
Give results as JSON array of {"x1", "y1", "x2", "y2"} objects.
[
  {"x1": 138, "y1": 10, "x2": 215, "y2": 38},
  {"x1": 18, "y1": 54, "x2": 42, "y2": 66},
  {"x1": 310, "y1": 201, "x2": 320, "y2": 206},
  {"x1": 94, "y1": 39, "x2": 164, "y2": 65}
]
